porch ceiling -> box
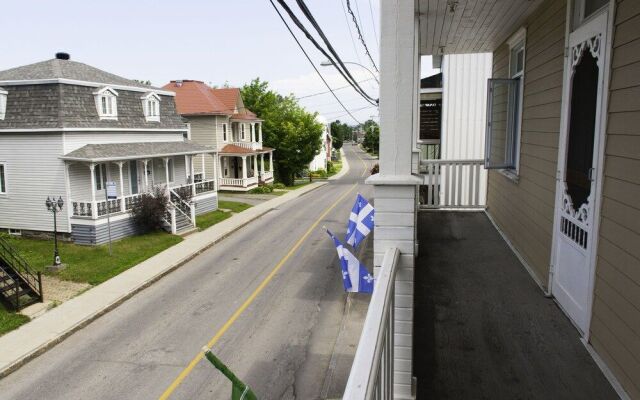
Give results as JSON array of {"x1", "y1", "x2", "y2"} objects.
[
  {"x1": 418, "y1": 0, "x2": 545, "y2": 56},
  {"x1": 60, "y1": 140, "x2": 216, "y2": 163}
]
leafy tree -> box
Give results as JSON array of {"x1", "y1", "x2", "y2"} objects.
[
  {"x1": 362, "y1": 119, "x2": 380, "y2": 154},
  {"x1": 329, "y1": 120, "x2": 352, "y2": 150},
  {"x1": 134, "y1": 79, "x2": 153, "y2": 86},
  {"x1": 241, "y1": 78, "x2": 323, "y2": 185}
]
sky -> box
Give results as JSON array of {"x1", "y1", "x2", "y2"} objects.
[{"x1": 0, "y1": 0, "x2": 438, "y2": 125}]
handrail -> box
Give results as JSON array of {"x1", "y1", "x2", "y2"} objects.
[
  {"x1": 0, "y1": 235, "x2": 43, "y2": 301},
  {"x1": 343, "y1": 247, "x2": 400, "y2": 399},
  {"x1": 169, "y1": 189, "x2": 194, "y2": 224},
  {"x1": 419, "y1": 158, "x2": 484, "y2": 165}
]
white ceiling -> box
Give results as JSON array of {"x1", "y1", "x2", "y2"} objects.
[{"x1": 418, "y1": 0, "x2": 545, "y2": 55}]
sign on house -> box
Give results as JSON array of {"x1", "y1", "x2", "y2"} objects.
[{"x1": 106, "y1": 182, "x2": 117, "y2": 200}]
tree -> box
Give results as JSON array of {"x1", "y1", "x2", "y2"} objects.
[
  {"x1": 330, "y1": 120, "x2": 352, "y2": 150},
  {"x1": 134, "y1": 79, "x2": 152, "y2": 86},
  {"x1": 241, "y1": 78, "x2": 324, "y2": 186},
  {"x1": 362, "y1": 119, "x2": 380, "y2": 154}
]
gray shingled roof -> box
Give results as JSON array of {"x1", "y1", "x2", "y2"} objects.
[
  {"x1": 61, "y1": 141, "x2": 216, "y2": 162},
  {"x1": 0, "y1": 58, "x2": 160, "y2": 90}
]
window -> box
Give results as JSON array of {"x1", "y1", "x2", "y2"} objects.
[
  {"x1": 241, "y1": 124, "x2": 245, "y2": 140},
  {"x1": 573, "y1": 0, "x2": 608, "y2": 29},
  {"x1": 0, "y1": 163, "x2": 6, "y2": 193},
  {"x1": 167, "y1": 159, "x2": 174, "y2": 183},
  {"x1": 141, "y1": 92, "x2": 161, "y2": 122},
  {"x1": 485, "y1": 28, "x2": 525, "y2": 174},
  {"x1": 193, "y1": 173, "x2": 203, "y2": 183},
  {"x1": 0, "y1": 88, "x2": 7, "y2": 120},
  {"x1": 95, "y1": 164, "x2": 107, "y2": 190},
  {"x1": 94, "y1": 87, "x2": 118, "y2": 120},
  {"x1": 223, "y1": 123, "x2": 228, "y2": 142}
]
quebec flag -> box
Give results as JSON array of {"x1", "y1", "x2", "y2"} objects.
[
  {"x1": 327, "y1": 229, "x2": 374, "y2": 294},
  {"x1": 345, "y1": 194, "x2": 375, "y2": 249}
]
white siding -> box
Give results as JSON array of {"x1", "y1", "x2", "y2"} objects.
[
  {"x1": 0, "y1": 133, "x2": 71, "y2": 233},
  {"x1": 441, "y1": 53, "x2": 493, "y2": 205}
]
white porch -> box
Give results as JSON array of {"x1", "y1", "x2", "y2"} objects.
[{"x1": 218, "y1": 150, "x2": 274, "y2": 191}]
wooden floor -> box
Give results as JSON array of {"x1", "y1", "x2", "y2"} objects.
[{"x1": 413, "y1": 212, "x2": 618, "y2": 400}]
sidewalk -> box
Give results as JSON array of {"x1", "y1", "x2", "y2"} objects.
[{"x1": 0, "y1": 181, "x2": 328, "y2": 378}]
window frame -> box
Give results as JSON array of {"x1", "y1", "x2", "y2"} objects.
[
  {"x1": 222, "y1": 123, "x2": 228, "y2": 142},
  {"x1": 0, "y1": 88, "x2": 7, "y2": 121},
  {"x1": 485, "y1": 28, "x2": 526, "y2": 179},
  {"x1": 167, "y1": 158, "x2": 175, "y2": 183},
  {"x1": 141, "y1": 92, "x2": 161, "y2": 122},
  {"x1": 572, "y1": 0, "x2": 608, "y2": 30},
  {"x1": 0, "y1": 162, "x2": 7, "y2": 194},
  {"x1": 95, "y1": 163, "x2": 108, "y2": 191},
  {"x1": 94, "y1": 87, "x2": 119, "y2": 120},
  {"x1": 241, "y1": 124, "x2": 245, "y2": 141}
]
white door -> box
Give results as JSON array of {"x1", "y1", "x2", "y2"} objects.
[{"x1": 552, "y1": 10, "x2": 609, "y2": 334}]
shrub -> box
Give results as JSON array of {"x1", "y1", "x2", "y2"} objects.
[
  {"x1": 273, "y1": 183, "x2": 286, "y2": 189},
  {"x1": 327, "y1": 161, "x2": 334, "y2": 173},
  {"x1": 310, "y1": 169, "x2": 328, "y2": 178},
  {"x1": 249, "y1": 184, "x2": 274, "y2": 194},
  {"x1": 130, "y1": 186, "x2": 169, "y2": 231},
  {"x1": 370, "y1": 163, "x2": 379, "y2": 174}
]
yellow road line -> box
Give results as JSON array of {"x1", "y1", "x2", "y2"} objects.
[{"x1": 158, "y1": 182, "x2": 358, "y2": 400}]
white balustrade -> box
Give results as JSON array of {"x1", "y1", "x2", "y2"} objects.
[{"x1": 419, "y1": 159, "x2": 486, "y2": 209}]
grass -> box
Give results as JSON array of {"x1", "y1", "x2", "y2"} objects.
[
  {"x1": 0, "y1": 303, "x2": 30, "y2": 336},
  {"x1": 328, "y1": 161, "x2": 343, "y2": 177},
  {"x1": 2, "y1": 232, "x2": 183, "y2": 285},
  {"x1": 196, "y1": 200, "x2": 252, "y2": 230}
]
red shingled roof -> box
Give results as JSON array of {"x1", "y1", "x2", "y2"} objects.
[
  {"x1": 161, "y1": 80, "x2": 229, "y2": 115},
  {"x1": 220, "y1": 144, "x2": 274, "y2": 155}
]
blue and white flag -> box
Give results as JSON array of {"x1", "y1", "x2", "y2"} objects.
[
  {"x1": 345, "y1": 194, "x2": 375, "y2": 249},
  {"x1": 326, "y1": 229, "x2": 374, "y2": 294},
  {"x1": 326, "y1": 229, "x2": 353, "y2": 291}
]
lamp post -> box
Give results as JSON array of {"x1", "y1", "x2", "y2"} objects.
[
  {"x1": 320, "y1": 60, "x2": 379, "y2": 84},
  {"x1": 45, "y1": 196, "x2": 64, "y2": 268}
]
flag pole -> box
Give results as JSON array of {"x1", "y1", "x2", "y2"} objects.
[{"x1": 202, "y1": 347, "x2": 258, "y2": 400}]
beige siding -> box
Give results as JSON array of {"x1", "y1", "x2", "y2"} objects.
[
  {"x1": 486, "y1": 0, "x2": 566, "y2": 286},
  {"x1": 590, "y1": 1, "x2": 640, "y2": 398},
  {"x1": 188, "y1": 115, "x2": 222, "y2": 179}
]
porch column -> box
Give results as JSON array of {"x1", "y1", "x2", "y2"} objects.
[
  {"x1": 142, "y1": 159, "x2": 149, "y2": 191},
  {"x1": 89, "y1": 163, "x2": 97, "y2": 219},
  {"x1": 117, "y1": 161, "x2": 125, "y2": 212},
  {"x1": 163, "y1": 157, "x2": 170, "y2": 188},
  {"x1": 250, "y1": 123, "x2": 255, "y2": 142},
  {"x1": 201, "y1": 154, "x2": 206, "y2": 179},
  {"x1": 253, "y1": 155, "x2": 258, "y2": 179},
  {"x1": 241, "y1": 156, "x2": 247, "y2": 184},
  {"x1": 364, "y1": 1, "x2": 422, "y2": 399},
  {"x1": 269, "y1": 152, "x2": 274, "y2": 172},
  {"x1": 260, "y1": 153, "x2": 265, "y2": 175},
  {"x1": 190, "y1": 155, "x2": 196, "y2": 195},
  {"x1": 258, "y1": 124, "x2": 262, "y2": 142}
]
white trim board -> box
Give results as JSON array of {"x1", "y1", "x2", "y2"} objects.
[
  {"x1": 0, "y1": 78, "x2": 177, "y2": 96},
  {"x1": 0, "y1": 128, "x2": 188, "y2": 133},
  {"x1": 581, "y1": 339, "x2": 631, "y2": 400}
]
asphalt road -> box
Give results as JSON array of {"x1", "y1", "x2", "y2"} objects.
[{"x1": 0, "y1": 144, "x2": 376, "y2": 400}]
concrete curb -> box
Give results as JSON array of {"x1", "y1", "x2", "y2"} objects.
[
  {"x1": 0, "y1": 181, "x2": 328, "y2": 378},
  {"x1": 328, "y1": 148, "x2": 350, "y2": 181}
]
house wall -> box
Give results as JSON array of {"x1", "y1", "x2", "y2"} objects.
[
  {"x1": 590, "y1": 1, "x2": 640, "y2": 398},
  {"x1": 0, "y1": 133, "x2": 71, "y2": 233},
  {"x1": 188, "y1": 115, "x2": 222, "y2": 179},
  {"x1": 486, "y1": 0, "x2": 567, "y2": 287},
  {"x1": 62, "y1": 131, "x2": 185, "y2": 154}
]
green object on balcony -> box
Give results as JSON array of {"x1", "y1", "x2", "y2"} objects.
[{"x1": 202, "y1": 348, "x2": 258, "y2": 400}]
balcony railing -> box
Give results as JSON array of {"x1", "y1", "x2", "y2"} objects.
[
  {"x1": 219, "y1": 176, "x2": 259, "y2": 188},
  {"x1": 260, "y1": 171, "x2": 274, "y2": 181},
  {"x1": 343, "y1": 247, "x2": 400, "y2": 400},
  {"x1": 195, "y1": 179, "x2": 216, "y2": 194},
  {"x1": 229, "y1": 141, "x2": 263, "y2": 151},
  {"x1": 419, "y1": 159, "x2": 485, "y2": 209}
]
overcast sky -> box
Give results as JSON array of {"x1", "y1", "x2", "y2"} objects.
[{"x1": 0, "y1": 0, "x2": 438, "y2": 125}]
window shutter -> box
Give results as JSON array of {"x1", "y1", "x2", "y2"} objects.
[{"x1": 485, "y1": 78, "x2": 520, "y2": 169}]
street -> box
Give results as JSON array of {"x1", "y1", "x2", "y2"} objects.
[{"x1": 0, "y1": 144, "x2": 375, "y2": 400}]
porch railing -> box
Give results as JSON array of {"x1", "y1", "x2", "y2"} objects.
[
  {"x1": 195, "y1": 179, "x2": 216, "y2": 194},
  {"x1": 343, "y1": 247, "x2": 400, "y2": 400},
  {"x1": 96, "y1": 199, "x2": 121, "y2": 217},
  {"x1": 260, "y1": 171, "x2": 274, "y2": 181},
  {"x1": 419, "y1": 159, "x2": 485, "y2": 209},
  {"x1": 219, "y1": 176, "x2": 259, "y2": 188},
  {"x1": 230, "y1": 141, "x2": 262, "y2": 151}
]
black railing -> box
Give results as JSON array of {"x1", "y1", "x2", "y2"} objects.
[
  {"x1": 0, "y1": 235, "x2": 43, "y2": 308},
  {"x1": 195, "y1": 180, "x2": 216, "y2": 194}
]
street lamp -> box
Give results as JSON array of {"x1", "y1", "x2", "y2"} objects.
[
  {"x1": 45, "y1": 196, "x2": 64, "y2": 268},
  {"x1": 320, "y1": 60, "x2": 379, "y2": 84}
]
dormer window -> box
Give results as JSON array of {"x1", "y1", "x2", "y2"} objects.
[
  {"x1": 93, "y1": 87, "x2": 118, "y2": 120},
  {"x1": 141, "y1": 92, "x2": 161, "y2": 122},
  {"x1": 0, "y1": 88, "x2": 7, "y2": 120}
]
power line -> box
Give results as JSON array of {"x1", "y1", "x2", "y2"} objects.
[
  {"x1": 325, "y1": 104, "x2": 377, "y2": 119},
  {"x1": 295, "y1": 77, "x2": 374, "y2": 100},
  {"x1": 288, "y1": 0, "x2": 378, "y2": 104},
  {"x1": 339, "y1": 0, "x2": 362, "y2": 65},
  {"x1": 345, "y1": 0, "x2": 379, "y2": 72},
  {"x1": 268, "y1": 0, "x2": 363, "y2": 125},
  {"x1": 367, "y1": 0, "x2": 379, "y2": 48}
]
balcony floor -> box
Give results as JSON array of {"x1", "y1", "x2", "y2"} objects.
[{"x1": 413, "y1": 211, "x2": 618, "y2": 399}]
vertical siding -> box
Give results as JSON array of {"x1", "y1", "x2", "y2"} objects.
[
  {"x1": 441, "y1": 53, "x2": 493, "y2": 205},
  {"x1": 0, "y1": 133, "x2": 70, "y2": 232},
  {"x1": 486, "y1": 0, "x2": 567, "y2": 286},
  {"x1": 591, "y1": 1, "x2": 640, "y2": 398}
]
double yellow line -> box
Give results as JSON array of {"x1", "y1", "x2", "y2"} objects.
[{"x1": 158, "y1": 181, "x2": 358, "y2": 399}]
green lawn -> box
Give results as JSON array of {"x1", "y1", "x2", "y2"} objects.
[
  {"x1": 0, "y1": 303, "x2": 30, "y2": 336},
  {"x1": 196, "y1": 200, "x2": 252, "y2": 230},
  {"x1": 1, "y1": 232, "x2": 183, "y2": 285}
]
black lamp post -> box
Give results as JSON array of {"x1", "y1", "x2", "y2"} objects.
[{"x1": 46, "y1": 196, "x2": 64, "y2": 267}]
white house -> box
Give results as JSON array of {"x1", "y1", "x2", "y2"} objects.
[
  {"x1": 163, "y1": 80, "x2": 274, "y2": 191},
  {"x1": 309, "y1": 115, "x2": 332, "y2": 172},
  {"x1": 0, "y1": 53, "x2": 218, "y2": 244}
]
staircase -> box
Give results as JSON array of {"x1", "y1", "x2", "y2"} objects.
[
  {"x1": 0, "y1": 236, "x2": 43, "y2": 311},
  {"x1": 161, "y1": 188, "x2": 196, "y2": 235}
]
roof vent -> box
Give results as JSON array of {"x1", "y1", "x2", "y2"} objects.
[
  {"x1": 175, "y1": 80, "x2": 183, "y2": 87},
  {"x1": 55, "y1": 52, "x2": 70, "y2": 60}
]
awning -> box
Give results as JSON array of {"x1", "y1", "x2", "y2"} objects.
[
  {"x1": 60, "y1": 141, "x2": 217, "y2": 162},
  {"x1": 219, "y1": 144, "x2": 273, "y2": 156}
]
